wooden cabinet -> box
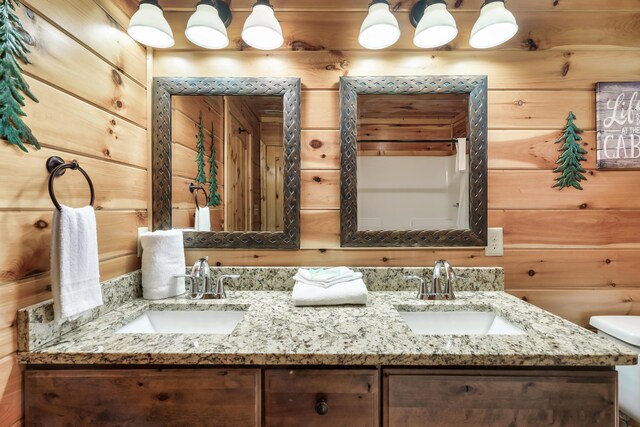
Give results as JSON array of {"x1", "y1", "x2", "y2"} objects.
[
  {"x1": 25, "y1": 368, "x2": 261, "y2": 427},
  {"x1": 265, "y1": 368, "x2": 379, "y2": 427},
  {"x1": 24, "y1": 366, "x2": 618, "y2": 426},
  {"x1": 383, "y1": 369, "x2": 617, "y2": 427}
]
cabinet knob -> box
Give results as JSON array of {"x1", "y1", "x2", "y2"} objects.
[{"x1": 315, "y1": 399, "x2": 329, "y2": 415}]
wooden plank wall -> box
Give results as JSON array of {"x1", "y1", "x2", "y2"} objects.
[
  {"x1": 171, "y1": 96, "x2": 225, "y2": 230},
  {"x1": 0, "y1": 1, "x2": 145, "y2": 425},
  {"x1": 155, "y1": 0, "x2": 640, "y2": 329}
]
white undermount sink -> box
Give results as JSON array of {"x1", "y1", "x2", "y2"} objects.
[
  {"x1": 398, "y1": 310, "x2": 526, "y2": 336},
  {"x1": 116, "y1": 310, "x2": 245, "y2": 334}
]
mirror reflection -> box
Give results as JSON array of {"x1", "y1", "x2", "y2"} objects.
[
  {"x1": 356, "y1": 93, "x2": 470, "y2": 231},
  {"x1": 171, "y1": 95, "x2": 284, "y2": 232}
]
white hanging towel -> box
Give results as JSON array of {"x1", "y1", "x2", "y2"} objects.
[
  {"x1": 455, "y1": 138, "x2": 470, "y2": 229},
  {"x1": 456, "y1": 169, "x2": 470, "y2": 229},
  {"x1": 50, "y1": 205, "x2": 102, "y2": 322},
  {"x1": 140, "y1": 229, "x2": 186, "y2": 300},
  {"x1": 195, "y1": 206, "x2": 211, "y2": 231},
  {"x1": 456, "y1": 137, "x2": 467, "y2": 172},
  {"x1": 292, "y1": 278, "x2": 368, "y2": 306}
]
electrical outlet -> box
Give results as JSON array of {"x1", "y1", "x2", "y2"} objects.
[
  {"x1": 485, "y1": 227, "x2": 504, "y2": 257},
  {"x1": 137, "y1": 227, "x2": 148, "y2": 257}
]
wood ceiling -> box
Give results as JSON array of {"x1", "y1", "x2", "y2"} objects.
[
  {"x1": 358, "y1": 94, "x2": 469, "y2": 121},
  {"x1": 151, "y1": 0, "x2": 640, "y2": 12},
  {"x1": 356, "y1": 94, "x2": 468, "y2": 156},
  {"x1": 241, "y1": 96, "x2": 283, "y2": 118}
]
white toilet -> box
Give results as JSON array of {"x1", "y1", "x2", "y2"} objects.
[{"x1": 590, "y1": 316, "x2": 640, "y2": 422}]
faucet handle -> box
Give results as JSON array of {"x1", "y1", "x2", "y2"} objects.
[
  {"x1": 439, "y1": 260, "x2": 457, "y2": 300},
  {"x1": 404, "y1": 275, "x2": 429, "y2": 299},
  {"x1": 174, "y1": 275, "x2": 200, "y2": 297},
  {"x1": 215, "y1": 274, "x2": 240, "y2": 298}
]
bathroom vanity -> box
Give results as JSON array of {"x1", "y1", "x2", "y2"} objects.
[{"x1": 17, "y1": 268, "x2": 636, "y2": 426}]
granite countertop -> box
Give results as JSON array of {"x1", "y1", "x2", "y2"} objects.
[{"x1": 18, "y1": 289, "x2": 637, "y2": 367}]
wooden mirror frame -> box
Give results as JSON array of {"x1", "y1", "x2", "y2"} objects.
[
  {"x1": 152, "y1": 77, "x2": 301, "y2": 249},
  {"x1": 339, "y1": 75, "x2": 488, "y2": 247}
]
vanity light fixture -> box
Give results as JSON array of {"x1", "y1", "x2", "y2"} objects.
[
  {"x1": 185, "y1": 0, "x2": 232, "y2": 49},
  {"x1": 128, "y1": 0, "x2": 175, "y2": 48},
  {"x1": 410, "y1": 0, "x2": 458, "y2": 49},
  {"x1": 469, "y1": 0, "x2": 518, "y2": 49},
  {"x1": 241, "y1": 0, "x2": 284, "y2": 50},
  {"x1": 358, "y1": 0, "x2": 401, "y2": 50}
]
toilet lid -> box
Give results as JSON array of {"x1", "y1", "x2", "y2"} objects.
[{"x1": 590, "y1": 316, "x2": 640, "y2": 347}]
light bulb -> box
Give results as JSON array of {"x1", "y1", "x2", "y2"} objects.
[
  {"x1": 185, "y1": 0, "x2": 231, "y2": 49},
  {"x1": 469, "y1": 0, "x2": 518, "y2": 49},
  {"x1": 358, "y1": 1, "x2": 400, "y2": 50},
  {"x1": 127, "y1": 0, "x2": 174, "y2": 49},
  {"x1": 413, "y1": 1, "x2": 458, "y2": 49},
  {"x1": 242, "y1": 1, "x2": 284, "y2": 50}
]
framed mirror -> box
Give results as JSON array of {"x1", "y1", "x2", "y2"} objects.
[
  {"x1": 339, "y1": 76, "x2": 488, "y2": 247},
  {"x1": 152, "y1": 77, "x2": 301, "y2": 249}
]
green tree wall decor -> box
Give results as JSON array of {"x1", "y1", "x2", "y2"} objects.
[
  {"x1": 553, "y1": 112, "x2": 587, "y2": 191},
  {"x1": 207, "y1": 122, "x2": 221, "y2": 207},
  {"x1": 0, "y1": 0, "x2": 39, "y2": 152},
  {"x1": 194, "y1": 111, "x2": 206, "y2": 184}
]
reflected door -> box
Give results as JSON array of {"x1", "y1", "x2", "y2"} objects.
[
  {"x1": 226, "y1": 114, "x2": 251, "y2": 232},
  {"x1": 263, "y1": 145, "x2": 284, "y2": 231}
]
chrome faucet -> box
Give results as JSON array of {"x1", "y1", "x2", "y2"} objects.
[
  {"x1": 404, "y1": 260, "x2": 457, "y2": 300},
  {"x1": 433, "y1": 260, "x2": 456, "y2": 300},
  {"x1": 188, "y1": 256, "x2": 211, "y2": 299},
  {"x1": 177, "y1": 257, "x2": 239, "y2": 299}
]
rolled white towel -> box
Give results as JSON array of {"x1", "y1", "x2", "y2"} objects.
[
  {"x1": 293, "y1": 267, "x2": 362, "y2": 288},
  {"x1": 140, "y1": 230, "x2": 186, "y2": 300},
  {"x1": 292, "y1": 278, "x2": 368, "y2": 306}
]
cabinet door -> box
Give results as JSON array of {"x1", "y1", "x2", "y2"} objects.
[
  {"x1": 384, "y1": 369, "x2": 617, "y2": 427},
  {"x1": 25, "y1": 368, "x2": 261, "y2": 427},
  {"x1": 265, "y1": 368, "x2": 379, "y2": 427}
]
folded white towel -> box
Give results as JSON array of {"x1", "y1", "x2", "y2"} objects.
[
  {"x1": 292, "y1": 278, "x2": 368, "y2": 306},
  {"x1": 293, "y1": 273, "x2": 363, "y2": 288},
  {"x1": 194, "y1": 206, "x2": 211, "y2": 232},
  {"x1": 293, "y1": 267, "x2": 362, "y2": 288},
  {"x1": 50, "y1": 205, "x2": 102, "y2": 321},
  {"x1": 299, "y1": 267, "x2": 352, "y2": 281},
  {"x1": 140, "y1": 230, "x2": 186, "y2": 300}
]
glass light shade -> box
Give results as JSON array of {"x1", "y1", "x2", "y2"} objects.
[
  {"x1": 469, "y1": 1, "x2": 518, "y2": 49},
  {"x1": 241, "y1": 4, "x2": 284, "y2": 50},
  {"x1": 413, "y1": 2, "x2": 458, "y2": 48},
  {"x1": 358, "y1": 2, "x2": 400, "y2": 50},
  {"x1": 127, "y1": 2, "x2": 175, "y2": 48},
  {"x1": 185, "y1": 3, "x2": 229, "y2": 49}
]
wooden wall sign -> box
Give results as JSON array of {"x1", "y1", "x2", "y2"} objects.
[{"x1": 596, "y1": 82, "x2": 640, "y2": 169}]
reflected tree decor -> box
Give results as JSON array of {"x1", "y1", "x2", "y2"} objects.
[
  {"x1": 0, "y1": 0, "x2": 39, "y2": 152},
  {"x1": 194, "y1": 111, "x2": 206, "y2": 184},
  {"x1": 207, "y1": 122, "x2": 221, "y2": 207},
  {"x1": 553, "y1": 112, "x2": 587, "y2": 190}
]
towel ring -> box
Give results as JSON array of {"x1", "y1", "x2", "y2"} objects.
[
  {"x1": 189, "y1": 182, "x2": 209, "y2": 209},
  {"x1": 46, "y1": 156, "x2": 95, "y2": 211}
]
